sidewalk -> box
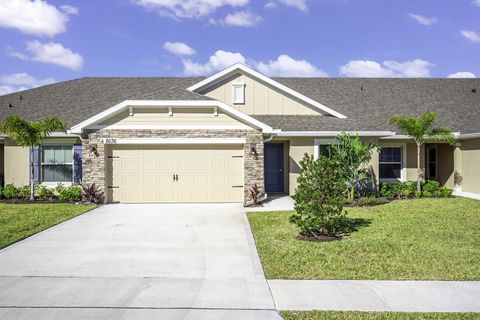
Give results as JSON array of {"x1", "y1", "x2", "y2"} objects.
[
  {"x1": 269, "y1": 280, "x2": 480, "y2": 312},
  {"x1": 246, "y1": 195, "x2": 295, "y2": 212}
]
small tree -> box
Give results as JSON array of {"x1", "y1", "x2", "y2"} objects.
[
  {"x1": 329, "y1": 133, "x2": 380, "y2": 201},
  {"x1": 290, "y1": 154, "x2": 347, "y2": 237},
  {"x1": 0, "y1": 116, "x2": 67, "y2": 201},
  {"x1": 388, "y1": 112, "x2": 454, "y2": 192}
]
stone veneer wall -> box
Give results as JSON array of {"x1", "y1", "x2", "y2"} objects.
[{"x1": 82, "y1": 129, "x2": 264, "y2": 204}]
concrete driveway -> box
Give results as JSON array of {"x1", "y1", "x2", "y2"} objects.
[{"x1": 0, "y1": 204, "x2": 280, "y2": 320}]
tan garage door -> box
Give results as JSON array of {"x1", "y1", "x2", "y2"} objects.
[{"x1": 108, "y1": 144, "x2": 244, "y2": 203}]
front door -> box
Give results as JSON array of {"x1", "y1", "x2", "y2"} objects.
[
  {"x1": 264, "y1": 143, "x2": 284, "y2": 193},
  {"x1": 426, "y1": 144, "x2": 437, "y2": 180}
]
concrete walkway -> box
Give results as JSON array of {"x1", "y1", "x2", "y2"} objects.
[
  {"x1": 246, "y1": 195, "x2": 295, "y2": 212},
  {"x1": 269, "y1": 280, "x2": 480, "y2": 312},
  {"x1": 0, "y1": 204, "x2": 281, "y2": 320}
]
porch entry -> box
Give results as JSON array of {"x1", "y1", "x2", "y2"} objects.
[{"x1": 264, "y1": 143, "x2": 284, "y2": 193}]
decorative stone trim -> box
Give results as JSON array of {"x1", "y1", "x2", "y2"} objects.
[{"x1": 82, "y1": 129, "x2": 264, "y2": 204}]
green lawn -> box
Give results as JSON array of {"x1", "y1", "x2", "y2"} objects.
[
  {"x1": 248, "y1": 198, "x2": 480, "y2": 280},
  {"x1": 281, "y1": 311, "x2": 480, "y2": 320},
  {"x1": 0, "y1": 203, "x2": 96, "y2": 249}
]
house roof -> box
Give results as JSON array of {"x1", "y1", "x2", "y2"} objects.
[
  {"x1": 0, "y1": 75, "x2": 479, "y2": 134},
  {"x1": 272, "y1": 78, "x2": 480, "y2": 133},
  {"x1": 0, "y1": 77, "x2": 210, "y2": 127}
]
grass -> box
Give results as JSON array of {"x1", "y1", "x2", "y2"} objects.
[
  {"x1": 248, "y1": 198, "x2": 480, "y2": 280},
  {"x1": 0, "y1": 203, "x2": 96, "y2": 249},
  {"x1": 281, "y1": 311, "x2": 480, "y2": 320}
]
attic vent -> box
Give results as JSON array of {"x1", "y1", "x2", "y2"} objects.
[
  {"x1": 361, "y1": 85, "x2": 364, "y2": 91},
  {"x1": 8, "y1": 103, "x2": 13, "y2": 108},
  {"x1": 472, "y1": 88, "x2": 477, "y2": 93}
]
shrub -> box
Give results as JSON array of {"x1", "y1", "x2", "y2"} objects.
[
  {"x1": 422, "y1": 190, "x2": 432, "y2": 198},
  {"x1": 351, "y1": 196, "x2": 388, "y2": 207},
  {"x1": 35, "y1": 185, "x2": 55, "y2": 200},
  {"x1": 380, "y1": 183, "x2": 397, "y2": 199},
  {"x1": 422, "y1": 180, "x2": 440, "y2": 193},
  {"x1": 434, "y1": 190, "x2": 443, "y2": 198},
  {"x1": 402, "y1": 189, "x2": 412, "y2": 198},
  {"x1": 249, "y1": 183, "x2": 265, "y2": 206},
  {"x1": 58, "y1": 185, "x2": 83, "y2": 202},
  {"x1": 414, "y1": 190, "x2": 422, "y2": 198},
  {"x1": 439, "y1": 186, "x2": 453, "y2": 198},
  {"x1": 18, "y1": 185, "x2": 31, "y2": 199},
  {"x1": 82, "y1": 183, "x2": 104, "y2": 204},
  {"x1": 2, "y1": 184, "x2": 18, "y2": 199},
  {"x1": 290, "y1": 154, "x2": 347, "y2": 237}
]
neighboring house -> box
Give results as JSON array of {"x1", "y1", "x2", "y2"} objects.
[{"x1": 0, "y1": 64, "x2": 479, "y2": 203}]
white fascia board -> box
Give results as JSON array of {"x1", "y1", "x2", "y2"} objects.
[
  {"x1": 70, "y1": 100, "x2": 273, "y2": 134},
  {"x1": 187, "y1": 63, "x2": 348, "y2": 119},
  {"x1": 456, "y1": 132, "x2": 480, "y2": 140},
  {"x1": 275, "y1": 131, "x2": 395, "y2": 137},
  {"x1": 101, "y1": 137, "x2": 246, "y2": 145}
]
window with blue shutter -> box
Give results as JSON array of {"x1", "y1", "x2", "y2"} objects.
[{"x1": 73, "y1": 144, "x2": 83, "y2": 184}]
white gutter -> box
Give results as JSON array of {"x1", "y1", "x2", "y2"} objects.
[
  {"x1": 274, "y1": 131, "x2": 395, "y2": 137},
  {"x1": 456, "y1": 132, "x2": 480, "y2": 140}
]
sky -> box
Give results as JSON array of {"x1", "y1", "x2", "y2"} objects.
[{"x1": 0, "y1": 0, "x2": 479, "y2": 94}]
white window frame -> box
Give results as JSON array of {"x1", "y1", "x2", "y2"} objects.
[
  {"x1": 314, "y1": 139, "x2": 336, "y2": 160},
  {"x1": 40, "y1": 144, "x2": 74, "y2": 187},
  {"x1": 379, "y1": 143, "x2": 407, "y2": 182},
  {"x1": 232, "y1": 83, "x2": 245, "y2": 105}
]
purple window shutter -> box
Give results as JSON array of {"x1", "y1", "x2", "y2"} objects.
[
  {"x1": 31, "y1": 146, "x2": 40, "y2": 183},
  {"x1": 73, "y1": 144, "x2": 83, "y2": 184}
]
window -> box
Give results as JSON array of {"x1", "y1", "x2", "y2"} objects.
[
  {"x1": 379, "y1": 147, "x2": 403, "y2": 180},
  {"x1": 232, "y1": 83, "x2": 245, "y2": 104},
  {"x1": 314, "y1": 139, "x2": 336, "y2": 160},
  {"x1": 41, "y1": 145, "x2": 73, "y2": 182}
]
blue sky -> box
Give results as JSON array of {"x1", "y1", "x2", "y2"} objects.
[{"x1": 0, "y1": 0, "x2": 479, "y2": 94}]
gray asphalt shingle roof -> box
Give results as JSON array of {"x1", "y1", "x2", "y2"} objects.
[
  {"x1": 0, "y1": 76, "x2": 479, "y2": 133},
  {"x1": 0, "y1": 77, "x2": 210, "y2": 127},
  {"x1": 272, "y1": 78, "x2": 480, "y2": 133}
]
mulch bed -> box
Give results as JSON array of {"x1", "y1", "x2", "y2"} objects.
[{"x1": 296, "y1": 234, "x2": 343, "y2": 242}]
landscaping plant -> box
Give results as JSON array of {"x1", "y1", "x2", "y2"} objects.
[
  {"x1": 1, "y1": 184, "x2": 18, "y2": 199},
  {"x1": 291, "y1": 154, "x2": 347, "y2": 237},
  {"x1": 82, "y1": 183, "x2": 104, "y2": 204},
  {"x1": 35, "y1": 185, "x2": 55, "y2": 200},
  {"x1": 0, "y1": 116, "x2": 67, "y2": 201},
  {"x1": 388, "y1": 112, "x2": 454, "y2": 193},
  {"x1": 57, "y1": 184, "x2": 83, "y2": 202},
  {"x1": 249, "y1": 183, "x2": 266, "y2": 206},
  {"x1": 329, "y1": 133, "x2": 380, "y2": 201}
]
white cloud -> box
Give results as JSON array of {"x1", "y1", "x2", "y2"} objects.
[
  {"x1": 408, "y1": 13, "x2": 437, "y2": 26},
  {"x1": 264, "y1": 2, "x2": 277, "y2": 9},
  {"x1": 255, "y1": 54, "x2": 328, "y2": 77},
  {"x1": 0, "y1": 72, "x2": 55, "y2": 95},
  {"x1": 461, "y1": 30, "x2": 480, "y2": 43},
  {"x1": 60, "y1": 5, "x2": 79, "y2": 15},
  {"x1": 473, "y1": 0, "x2": 480, "y2": 6},
  {"x1": 132, "y1": 0, "x2": 249, "y2": 19},
  {"x1": 340, "y1": 59, "x2": 434, "y2": 78},
  {"x1": 447, "y1": 72, "x2": 476, "y2": 78},
  {"x1": 182, "y1": 50, "x2": 326, "y2": 77},
  {"x1": 10, "y1": 40, "x2": 84, "y2": 70},
  {"x1": 163, "y1": 41, "x2": 196, "y2": 56},
  {"x1": 183, "y1": 50, "x2": 246, "y2": 76},
  {"x1": 0, "y1": 0, "x2": 77, "y2": 37},
  {"x1": 223, "y1": 11, "x2": 261, "y2": 27},
  {"x1": 275, "y1": 0, "x2": 308, "y2": 11}
]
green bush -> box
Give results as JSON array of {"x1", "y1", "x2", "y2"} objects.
[
  {"x1": 290, "y1": 154, "x2": 347, "y2": 237},
  {"x1": 2, "y1": 184, "x2": 18, "y2": 199},
  {"x1": 380, "y1": 183, "x2": 397, "y2": 199},
  {"x1": 35, "y1": 185, "x2": 55, "y2": 200},
  {"x1": 18, "y1": 185, "x2": 30, "y2": 199},
  {"x1": 415, "y1": 190, "x2": 422, "y2": 198},
  {"x1": 58, "y1": 185, "x2": 83, "y2": 202},
  {"x1": 422, "y1": 180, "x2": 440, "y2": 193},
  {"x1": 422, "y1": 190, "x2": 432, "y2": 198},
  {"x1": 354, "y1": 196, "x2": 388, "y2": 207},
  {"x1": 402, "y1": 189, "x2": 412, "y2": 198},
  {"x1": 439, "y1": 186, "x2": 453, "y2": 198}
]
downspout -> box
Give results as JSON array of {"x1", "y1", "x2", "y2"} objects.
[{"x1": 263, "y1": 133, "x2": 275, "y2": 143}]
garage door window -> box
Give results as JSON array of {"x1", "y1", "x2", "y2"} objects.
[{"x1": 41, "y1": 145, "x2": 73, "y2": 182}]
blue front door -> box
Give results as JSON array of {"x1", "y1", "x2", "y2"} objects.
[{"x1": 265, "y1": 143, "x2": 284, "y2": 193}]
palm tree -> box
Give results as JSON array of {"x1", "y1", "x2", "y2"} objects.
[
  {"x1": 0, "y1": 116, "x2": 67, "y2": 201},
  {"x1": 388, "y1": 112, "x2": 455, "y2": 192},
  {"x1": 329, "y1": 133, "x2": 380, "y2": 201}
]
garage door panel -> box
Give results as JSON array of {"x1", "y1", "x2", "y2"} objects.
[{"x1": 109, "y1": 144, "x2": 244, "y2": 203}]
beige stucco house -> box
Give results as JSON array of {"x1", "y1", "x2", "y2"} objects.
[{"x1": 0, "y1": 64, "x2": 479, "y2": 203}]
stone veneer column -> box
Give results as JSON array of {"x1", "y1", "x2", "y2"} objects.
[{"x1": 81, "y1": 129, "x2": 265, "y2": 205}]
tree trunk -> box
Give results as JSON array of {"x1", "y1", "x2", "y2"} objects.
[
  {"x1": 30, "y1": 146, "x2": 35, "y2": 201},
  {"x1": 417, "y1": 143, "x2": 421, "y2": 193}
]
